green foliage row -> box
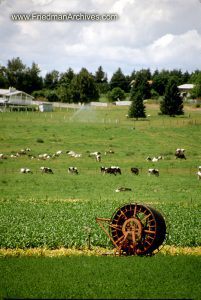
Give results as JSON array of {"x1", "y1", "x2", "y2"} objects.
[
  {"x1": 0, "y1": 199, "x2": 200, "y2": 249},
  {"x1": 2, "y1": 57, "x2": 201, "y2": 104}
]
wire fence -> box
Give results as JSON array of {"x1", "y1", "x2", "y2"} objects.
[
  {"x1": 1, "y1": 109, "x2": 201, "y2": 128},
  {"x1": 1, "y1": 166, "x2": 199, "y2": 176}
]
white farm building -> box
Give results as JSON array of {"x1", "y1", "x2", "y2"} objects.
[
  {"x1": 0, "y1": 87, "x2": 34, "y2": 105},
  {"x1": 177, "y1": 84, "x2": 195, "y2": 98}
]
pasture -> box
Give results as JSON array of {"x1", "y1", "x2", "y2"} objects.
[
  {"x1": 0, "y1": 104, "x2": 201, "y2": 299},
  {"x1": 0, "y1": 104, "x2": 201, "y2": 249}
]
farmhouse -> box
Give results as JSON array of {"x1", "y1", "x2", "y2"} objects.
[
  {"x1": 177, "y1": 84, "x2": 195, "y2": 98},
  {"x1": 0, "y1": 87, "x2": 34, "y2": 105}
]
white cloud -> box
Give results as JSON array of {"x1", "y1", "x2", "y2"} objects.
[{"x1": 1, "y1": 0, "x2": 201, "y2": 75}]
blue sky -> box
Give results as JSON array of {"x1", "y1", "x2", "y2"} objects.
[{"x1": 0, "y1": 0, "x2": 201, "y2": 78}]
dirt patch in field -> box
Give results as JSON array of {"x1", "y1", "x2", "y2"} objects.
[{"x1": 58, "y1": 198, "x2": 82, "y2": 203}]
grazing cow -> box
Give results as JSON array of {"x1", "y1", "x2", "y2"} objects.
[
  {"x1": 100, "y1": 166, "x2": 121, "y2": 175},
  {"x1": 0, "y1": 154, "x2": 8, "y2": 159},
  {"x1": 73, "y1": 153, "x2": 82, "y2": 158},
  {"x1": 68, "y1": 167, "x2": 79, "y2": 175},
  {"x1": 111, "y1": 166, "x2": 121, "y2": 175},
  {"x1": 56, "y1": 150, "x2": 62, "y2": 155},
  {"x1": 115, "y1": 187, "x2": 132, "y2": 192},
  {"x1": 148, "y1": 168, "x2": 159, "y2": 176},
  {"x1": 197, "y1": 171, "x2": 201, "y2": 180},
  {"x1": 175, "y1": 148, "x2": 186, "y2": 160},
  {"x1": 96, "y1": 154, "x2": 101, "y2": 162},
  {"x1": 40, "y1": 167, "x2": 54, "y2": 174},
  {"x1": 146, "y1": 156, "x2": 152, "y2": 161},
  {"x1": 38, "y1": 153, "x2": 51, "y2": 160},
  {"x1": 66, "y1": 151, "x2": 82, "y2": 158},
  {"x1": 131, "y1": 167, "x2": 139, "y2": 175},
  {"x1": 66, "y1": 150, "x2": 75, "y2": 155},
  {"x1": 19, "y1": 149, "x2": 27, "y2": 155},
  {"x1": 89, "y1": 151, "x2": 101, "y2": 157},
  {"x1": 20, "y1": 168, "x2": 32, "y2": 174},
  {"x1": 152, "y1": 157, "x2": 159, "y2": 162},
  {"x1": 100, "y1": 166, "x2": 107, "y2": 173},
  {"x1": 197, "y1": 166, "x2": 201, "y2": 180}
]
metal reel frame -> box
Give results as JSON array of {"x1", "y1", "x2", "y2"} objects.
[{"x1": 96, "y1": 203, "x2": 168, "y2": 256}]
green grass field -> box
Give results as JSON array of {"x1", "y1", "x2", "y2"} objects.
[
  {"x1": 1, "y1": 255, "x2": 201, "y2": 299},
  {"x1": 0, "y1": 104, "x2": 201, "y2": 299}
]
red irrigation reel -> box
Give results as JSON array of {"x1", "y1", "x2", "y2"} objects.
[{"x1": 96, "y1": 203, "x2": 168, "y2": 256}]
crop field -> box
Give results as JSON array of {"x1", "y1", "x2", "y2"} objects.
[
  {"x1": 0, "y1": 104, "x2": 201, "y2": 299},
  {"x1": 0, "y1": 104, "x2": 201, "y2": 249}
]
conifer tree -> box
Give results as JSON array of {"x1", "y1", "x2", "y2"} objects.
[
  {"x1": 160, "y1": 78, "x2": 184, "y2": 116},
  {"x1": 129, "y1": 89, "x2": 146, "y2": 119}
]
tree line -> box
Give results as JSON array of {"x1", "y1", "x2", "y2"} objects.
[{"x1": 1, "y1": 57, "x2": 201, "y2": 118}]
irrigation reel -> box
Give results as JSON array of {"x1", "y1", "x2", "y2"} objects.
[{"x1": 96, "y1": 203, "x2": 168, "y2": 256}]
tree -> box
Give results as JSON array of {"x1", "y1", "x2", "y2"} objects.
[
  {"x1": 59, "y1": 68, "x2": 75, "y2": 87},
  {"x1": 6, "y1": 57, "x2": 26, "y2": 89},
  {"x1": 26, "y1": 62, "x2": 43, "y2": 93},
  {"x1": 169, "y1": 69, "x2": 184, "y2": 86},
  {"x1": 69, "y1": 68, "x2": 99, "y2": 103},
  {"x1": 45, "y1": 90, "x2": 59, "y2": 102},
  {"x1": 110, "y1": 68, "x2": 129, "y2": 92},
  {"x1": 57, "y1": 68, "x2": 75, "y2": 102},
  {"x1": 128, "y1": 89, "x2": 146, "y2": 119},
  {"x1": 7, "y1": 57, "x2": 26, "y2": 73},
  {"x1": 189, "y1": 69, "x2": 201, "y2": 83},
  {"x1": 44, "y1": 70, "x2": 59, "y2": 89},
  {"x1": 94, "y1": 66, "x2": 109, "y2": 93},
  {"x1": 94, "y1": 66, "x2": 107, "y2": 83},
  {"x1": 0, "y1": 65, "x2": 8, "y2": 88},
  {"x1": 131, "y1": 71, "x2": 151, "y2": 100},
  {"x1": 191, "y1": 72, "x2": 201, "y2": 99},
  {"x1": 135, "y1": 69, "x2": 151, "y2": 81},
  {"x1": 152, "y1": 70, "x2": 169, "y2": 96},
  {"x1": 107, "y1": 87, "x2": 126, "y2": 102},
  {"x1": 160, "y1": 78, "x2": 184, "y2": 116}
]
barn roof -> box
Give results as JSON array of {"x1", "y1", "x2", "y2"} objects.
[
  {"x1": 0, "y1": 88, "x2": 34, "y2": 98},
  {"x1": 177, "y1": 84, "x2": 195, "y2": 90}
]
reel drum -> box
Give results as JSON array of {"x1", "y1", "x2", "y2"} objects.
[{"x1": 96, "y1": 203, "x2": 167, "y2": 256}]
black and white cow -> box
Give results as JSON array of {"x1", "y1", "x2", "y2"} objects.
[
  {"x1": 146, "y1": 156, "x2": 152, "y2": 161},
  {"x1": 40, "y1": 167, "x2": 54, "y2": 174},
  {"x1": 148, "y1": 168, "x2": 159, "y2": 176},
  {"x1": 100, "y1": 166, "x2": 121, "y2": 175},
  {"x1": 131, "y1": 167, "x2": 139, "y2": 175},
  {"x1": 96, "y1": 154, "x2": 101, "y2": 162},
  {"x1": 20, "y1": 168, "x2": 32, "y2": 174},
  {"x1": 68, "y1": 167, "x2": 79, "y2": 175},
  {"x1": 197, "y1": 166, "x2": 201, "y2": 180},
  {"x1": 89, "y1": 151, "x2": 101, "y2": 157},
  {"x1": 115, "y1": 187, "x2": 132, "y2": 192},
  {"x1": 175, "y1": 148, "x2": 186, "y2": 160}
]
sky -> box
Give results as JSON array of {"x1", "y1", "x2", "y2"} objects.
[{"x1": 0, "y1": 0, "x2": 201, "y2": 78}]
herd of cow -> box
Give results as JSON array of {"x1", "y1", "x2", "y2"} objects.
[{"x1": 1, "y1": 147, "x2": 201, "y2": 180}]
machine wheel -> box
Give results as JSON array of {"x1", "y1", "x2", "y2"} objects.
[{"x1": 110, "y1": 203, "x2": 167, "y2": 256}]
